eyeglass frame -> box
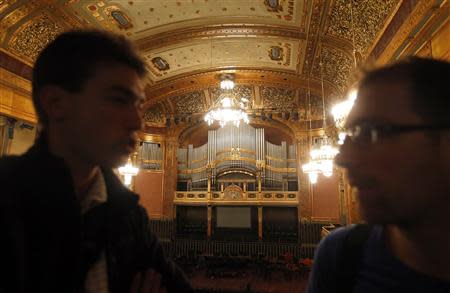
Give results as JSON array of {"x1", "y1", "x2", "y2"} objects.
[{"x1": 343, "y1": 123, "x2": 450, "y2": 144}]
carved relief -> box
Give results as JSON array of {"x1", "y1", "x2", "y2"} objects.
[
  {"x1": 8, "y1": 14, "x2": 65, "y2": 62},
  {"x1": 171, "y1": 91, "x2": 205, "y2": 114},
  {"x1": 261, "y1": 86, "x2": 296, "y2": 111},
  {"x1": 223, "y1": 184, "x2": 243, "y2": 200}
]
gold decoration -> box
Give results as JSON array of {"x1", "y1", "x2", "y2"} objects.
[
  {"x1": 326, "y1": 0, "x2": 398, "y2": 56},
  {"x1": 260, "y1": 86, "x2": 296, "y2": 111},
  {"x1": 170, "y1": 91, "x2": 205, "y2": 114},
  {"x1": 9, "y1": 14, "x2": 64, "y2": 62}
]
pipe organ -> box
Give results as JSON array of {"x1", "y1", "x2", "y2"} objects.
[
  {"x1": 138, "y1": 141, "x2": 163, "y2": 170},
  {"x1": 177, "y1": 124, "x2": 298, "y2": 193}
]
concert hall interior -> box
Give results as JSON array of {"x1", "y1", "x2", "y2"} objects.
[{"x1": 0, "y1": 1, "x2": 449, "y2": 292}]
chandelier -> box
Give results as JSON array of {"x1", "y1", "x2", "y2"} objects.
[
  {"x1": 204, "y1": 74, "x2": 249, "y2": 128},
  {"x1": 302, "y1": 61, "x2": 339, "y2": 184},
  {"x1": 118, "y1": 157, "x2": 139, "y2": 187}
]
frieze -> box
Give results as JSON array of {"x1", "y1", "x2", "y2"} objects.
[{"x1": 8, "y1": 14, "x2": 65, "y2": 62}]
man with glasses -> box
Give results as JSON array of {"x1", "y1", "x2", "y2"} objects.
[{"x1": 307, "y1": 57, "x2": 450, "y2": 292}]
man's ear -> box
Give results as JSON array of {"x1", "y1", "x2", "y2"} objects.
[{"x1": 39, "y1": 85, "x2": 71, "y2": 122}]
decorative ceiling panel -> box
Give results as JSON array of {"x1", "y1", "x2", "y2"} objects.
[
  {"x1": 66, "y1": 0, "x2": 306, "y2": 39},
  {"x1": 311, "y1": 45, "x2": 353, "y2": 93},
  {"x1": 144, "y1": 38, "x2": 302, "y2": 81},
  {"x1": 325, "y1": 0, "x2": 399, "y2": 56},
  {"x1": 209, "y1": 85, "x2": 253, "y2": 106},
  {"x1": 170, "y1": 91, "x2": 206, "y2": 114},
  {"x1": 8, "y1": 13, "x2": 65, "y2": 62},
  {"x1": 260, "y1": 86, "x2": 296, "y2": 111},
  {"x1": 144, "y1": 102, "x2": 165, "y2": 126}
]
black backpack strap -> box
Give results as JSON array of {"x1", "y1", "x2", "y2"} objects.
[{"x1": 336, "y1": 224, "x2": 373, "y2": 293}]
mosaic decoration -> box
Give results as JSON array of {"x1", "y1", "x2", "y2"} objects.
[
  {"x1": 326, "y1": 0, "x2": 399, "y2": 55},
  {"x1": 171, "y1": 91, "x2": 205, "y2": 114},
  {"x1": 209, "y1": 85, "x2": 253, "y2": 105},
  {"x1": 144, "y1": 103, "x2": 165, "y2": 124},
  {"x1": 261, "y1": 87, "x2": 296, "y2": 111},
  {"x1": 9, "y1": 14, "x2": 64, "y2": 61}
]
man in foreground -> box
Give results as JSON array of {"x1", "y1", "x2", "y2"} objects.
[
  {"x1": 0, "y1": 30, "x2": 192, "y2": 292},
  {"x1": 307, "y1": 57, "x2": 450, "y2": 292}
]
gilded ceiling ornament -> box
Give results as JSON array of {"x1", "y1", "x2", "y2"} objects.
[
  {"x1": 144, "y1": 104, "x2": 165, "y2": 125},
  {"x1": 326, "y1": 0, "x2": 399, "y2": 56},
  {"x1": 104, "y1": 6, "x2": 133, "y2": 30},
  {"x1": 209, "y1": 85, "x2": 253, "y2": 106},
  {"x1": 260, "y1": 86, "x2": 296, "y2": 111},
  {"x1": 0, "y1": 1, "x2": 38, "y2": 43},
  {"x1": 171, "y1": 91, "x2": 205, "y2": 114},
  {"x1": 311, "y1": 46, "x2": 353, "y2": 93},
  {"x1": 8, "y1": 14, "x2": 64, "y2": 62}
]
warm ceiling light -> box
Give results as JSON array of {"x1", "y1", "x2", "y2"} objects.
[
  {"x1": 118, "y1": 157, "x2": 139, "y2": 187},
  {"x1": 220, "y1": 79, "x2": 235, "y2": 90}
]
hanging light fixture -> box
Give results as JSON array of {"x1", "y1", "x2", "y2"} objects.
[
  {"x1": 118, "y1": 157, "x2": 139, "y2": 187},
  {"x1": 204, "y1": 74, "x2": 249, "y2": 128},
  {"x1": 309, "y1": 61, "x2": 339, "y2": 177},
  {"x1": 302, "y1": 74, "x2": 321, "y2": 184},
  {"x1": 302, "y1": 59, "x2": 339, "y2": 183}
]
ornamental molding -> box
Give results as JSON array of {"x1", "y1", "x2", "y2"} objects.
[{"x1": 136, "y1": 24, "x2": 306, "y2": 52}]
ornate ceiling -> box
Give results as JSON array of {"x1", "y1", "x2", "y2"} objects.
[{"x1": 0, "y1": 0, "x2": 447, "y2": 136}]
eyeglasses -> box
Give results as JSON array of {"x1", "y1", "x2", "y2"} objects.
[{"x1": 344, "y1": 123, "x2": 450, "y2": 144}]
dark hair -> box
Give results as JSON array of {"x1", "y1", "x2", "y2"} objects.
[
  {"x1": 359, "y1": 57, "x2": 450, "y2": 124},
  {"x1": 32, "y1": 29, "x2": 147, "y2": 126}
]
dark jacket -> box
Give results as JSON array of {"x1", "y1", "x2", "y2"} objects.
[{"x1": 0, "y1": 137, "x2": 192, "y2": 293}]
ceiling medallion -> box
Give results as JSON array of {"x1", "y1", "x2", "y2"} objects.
[{"x1": 204, "y1": 74, "x2": 249, "y2": 128}]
